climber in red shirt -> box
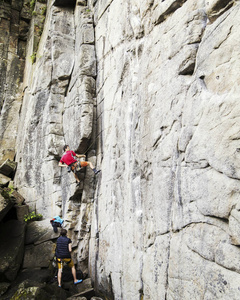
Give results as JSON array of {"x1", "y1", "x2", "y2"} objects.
[{"x1": 59, "y1": 145, "x2": 100, "y2": 185}]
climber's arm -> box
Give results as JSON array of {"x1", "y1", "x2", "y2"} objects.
[
  {"x1": 76, "y1": 154, "x2": 86, "y2": 159},
  {"x1": 59, "y1": 161, "x2": 67, "y2": 167}
]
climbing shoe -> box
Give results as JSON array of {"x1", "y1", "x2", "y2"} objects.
[
  {"x1": 94, "y1": 169, "x2": 101, "y2": 175},
  {"x1": 74, "y1": 279, "x2": 82, "y2": 285},
  {"x1": 76, "y1": 181, "x2": 81, "y2": 186}
]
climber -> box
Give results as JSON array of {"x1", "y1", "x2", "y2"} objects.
[
  {"x1": 55, "y1": 228, "x2": 82, "y2": 287},
  {"x1": 50, "y1": 216, "x2": 64, "y2": 233},
  {"x1": 58, "y1": 145, "x2": 101, "y2": 185}
]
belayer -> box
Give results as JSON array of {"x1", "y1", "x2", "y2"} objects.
[
  {"x1": 59, "y1": 145, "x2": 101, "y2": 185},
  {"x1": 55, "y1": 228, "x2": 82, "y2": 287}
]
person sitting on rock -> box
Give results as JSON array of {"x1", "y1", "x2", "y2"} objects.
[
  {"x1": 58, "y1": 145, "x2": 101, "y2": 185},
  {"x1": 55, "y1": 228, "x2": 82, "y2": 287}
]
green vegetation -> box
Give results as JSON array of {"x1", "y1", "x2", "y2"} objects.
[
  {"x1": 41, "y1": 5, "x2": 47, "y2": 15},
  {"x1": 30, "y1": 52, "x2": 36, "y2": 64},
  {"x1": 8, "y1": 185, "x2": 14, "y2": 195},
  {"x1": 30, "y1": 0, "x2": 36, "y2": 10},
  {"x1": 32, "y1": 10, "x2": 37, "y2": 16},
  {"x1": 24, "y1": 211, "x2": 43, "y2": 223},
  {"x1": 1, "y1": 185, "x2": 14, "y2": 199}
]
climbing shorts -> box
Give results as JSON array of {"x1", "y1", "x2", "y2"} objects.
[
  {"x1": 70, "y1": 161, "x2": 88, "y2": 173},
  {"x1": 57, "y1": 258, "x2": 74, "y2": 269}
]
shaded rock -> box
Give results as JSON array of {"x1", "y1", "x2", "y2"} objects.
[
  {"x1": 25, "y1": 219, "x2": 59, "y2": 245},
  {"x1": 11, "y1": 286, "x2": 49, "y2": 299},
  {"x1": 0, "y1": 193, "x2": 14, "y2": 222},
  {"x1": 15, "y1": 204, "x2": 29, "y2": 222},
  {"x1": 53, "y1": 0, "x2": 76, "y2": 7},
  {"x1": 23, "y1": 241, "x2": 55, "y2": 268},
  {"x1": 67, "y1": 296, "x2": 87, "y2": 300},
  {"x1": 1, "y1": 269, "x2": 57, "y2": 300},
  {"x1": 11, "y1": 190, "x2": 25, "y2": 205},
  {"x1": 5, "y1": 279, "x2": 70, "y2": 300},
  {"x1": 57, "y1": 267, "x2": 83, "y2": 289},
  {"x1": 69, "y1": 278, "x2": 95, "y2": 298},
  {"x1": 0, "y1": 159, "x2": 17, "y2": 177},
  {"x1": 0, "y1": 220, "x2": 26, "y2": 281},
  {"x1": 77, "y1": 0, "x2": 87, "y2": 6},
  {"x1": 206, "y1": 0, "x2": 234, "y2": 23},
  {"x1": 0, "y1": 282, "x2": 10, "y2": 296}
]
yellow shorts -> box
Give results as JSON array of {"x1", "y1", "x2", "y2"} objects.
[{"x1": 57, "y1": 258, "x2": 74, "y2": 269}]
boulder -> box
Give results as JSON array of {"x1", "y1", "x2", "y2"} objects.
[
  {"x1": 0, "y1": 159, "x2": 17, "y2": 178},
  {"x1": 0, "y1": 193, "x2": 14, "y2": 222},
  {"x1": 10, "y1": 190, "x2": 25, "y2": 205},
  {"x1": 23, "y1": 241, "x2": 55, "y2": 269},
  {"x1": 0, "y1": 174, "x2": 11, "y2": 187},
  {"x1": 15, "y1": 204, "x2": 29, "y2": 222},
  {"x1": 11, "y1": 286, "x2": 49, "y2": 299},
  {"x1": 69, "y1": 278, "x2": 95, "y2": 298},
  {"x1": 25, "y1": 219, "x2": 59, "y2": 245},
  {"x1": 0, "y1": 220, "x2": 26, "y2": 281},
  {"x1": 0, "y1": 282, "x2": 10, "y2": 296}
]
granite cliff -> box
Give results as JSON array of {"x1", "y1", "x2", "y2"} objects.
[{"x1": 0, "y1": 0, "x2": 240, "y2": 299}]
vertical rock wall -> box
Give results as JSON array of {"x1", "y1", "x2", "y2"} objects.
[
  {"x1": 0, "y1": 0, "x2": 31, "y2": 163},
  {"x1": 89, "y1": 0, "x2": 240, "y2": 299},
  {"x1": 1, "y1": 0, "x2": 240, "y2": 299},
  {"x1": 13, "y1": 0, "x2": 97, "y2": 274}
]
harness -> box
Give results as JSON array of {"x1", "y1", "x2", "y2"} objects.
[
  {"x1": 68, "y1": 161, "x2": 81, "y2": 173},
  {"x1": 56, "y1": 258, "x2": 72, "y2": 271}
]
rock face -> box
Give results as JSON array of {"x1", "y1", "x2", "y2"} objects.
[
  {"x1": 0, "y1": 0, "x2": 240, "y2": 299},
  {"x1": 88, "y1": 0, "x2": 240, "y2": 299}
]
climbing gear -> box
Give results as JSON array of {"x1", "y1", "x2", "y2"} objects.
[
  {"x1": 69, "y1": 161, "x2": 82, "y2": 173},
  {"x1": 56, "y1": 258, "x2": 73, "y2": 270},
  {"x1": 74, "y1": 279, "x2": 83, "y2": 285},
  {"x1": 93, "y1": 168, "x2": 101, "y2": 175}
]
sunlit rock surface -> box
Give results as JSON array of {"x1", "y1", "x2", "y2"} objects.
[{"x1": 0, "y1": 0, "x2": 240, "y2": 299}]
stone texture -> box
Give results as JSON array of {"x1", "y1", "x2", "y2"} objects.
[
  {"x1": 15, "y1": 204, "x2": 29, "y2": 222},
  {"x1": 0, "y1": 174, "x2": 11, "y2": 187},
  {"x1": 0, "y1": 0, "x2": 240, "y2": 299},
  {"x1": 0, "y1": 220, "x2": 25, "y2": 281},
  {"x1": 0, "y1": 0, "x2": 30, "y2": 164},
  {"x1": 0, "y1": 193, "x2": 14, "y2": 222},
  {"x1": 0, "y1": 159, "x2": 17, "y2": 177},
  {"x1": 88, "y1": 0, "x2": 240, "y2": 299},
  {"x1": 23, "y1": 241, "x2": 55, "y2": 268},
  {"x1": 25, "y1": 219, "x2": 59, "y2": 245}
]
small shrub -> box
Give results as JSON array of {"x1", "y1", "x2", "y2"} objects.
[
  {"x1": 30, "y1": 52, "x2": 36, "y2": 64},
  {"x1": 30, "y1": 0, "x2": 36, "y2": 10},
  {"x1": 32, "y1": 11, "x2": 37, "y2": 16},
  {"x1": 24, "y1": 211, "x2": 43, "y2": 223},
  {"x1": 41, "y1": 6, "x2": 47, "y2": 16}
]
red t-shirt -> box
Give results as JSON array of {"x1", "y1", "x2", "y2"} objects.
[{"x1": 60, "y1": 151, "x2": 77, "y2": 166}]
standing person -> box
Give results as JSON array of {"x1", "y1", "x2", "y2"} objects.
[
  {"x1": 58, "y1": 145, "x2": 101, "y2": 185},
  {"x1": 55, "y1": 228, "x2": 82, "y2": 287}
]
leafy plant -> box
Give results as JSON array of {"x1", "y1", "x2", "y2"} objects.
[
  {"x1": 24, "y1": 211, "x2": 43, "y2": 223},
  {"x1": 30, "y1": 0, "x2": 36, "y2": 10},
  {"x1": 32, "y1": 10, "x2": 37, "y2": 16},
  {"x1": 30, "y1": 52, "x2": 36, "y2": 64},
  {"x1": 41, "y1": 6, "x2": 47, "y2": 15}
]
